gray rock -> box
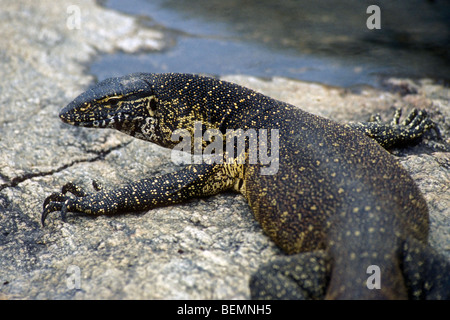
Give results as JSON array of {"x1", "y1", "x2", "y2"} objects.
[{"x1": 0, "y1": 0, "x2": 448, "y2": 300}]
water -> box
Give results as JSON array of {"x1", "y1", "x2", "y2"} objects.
[{"x1": 92, "y1": 0, "x2": 450, "y2": 88}]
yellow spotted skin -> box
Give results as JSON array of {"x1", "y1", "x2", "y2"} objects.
[{"x1": 42, "y1": 73, "x2": 449, "y2": 299}]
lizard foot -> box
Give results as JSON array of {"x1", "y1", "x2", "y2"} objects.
[
  {"x1": 350, "y1": 108, "x2": 437, "y2": 149},
  {"x1": 370, "y1": 108, "x2": 435, "y2": 134},
  {"x1": 41, "y1": 181, "x2": 97, "y2": 227}
]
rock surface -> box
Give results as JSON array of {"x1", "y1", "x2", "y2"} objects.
[{"x1": 0, "y1": 0, "x2": 448, "y2": 299}]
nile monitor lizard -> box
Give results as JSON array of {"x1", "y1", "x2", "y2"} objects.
[{"x1": 42, "y1": 73, "x2": 450, "y2": 299}]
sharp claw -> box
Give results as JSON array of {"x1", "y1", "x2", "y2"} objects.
[
  {"x1": 41, "y1": 200, "x2": 65, "y2": 227},
  {"x1": 43, "y1": 197, "x2": 51, "y2": 211},
  {"x1": 61, "y1": 203, "x2": 68, "y2": 222},
  {"x1": 41, "y1": 209, "x2": 48, "y2": 227},
  {"x1": 92, "y1": 180, "x2": 103, "y2": 191},
  {"x1": 42, "y1": 204, "x2": 53, "y2": 227}
]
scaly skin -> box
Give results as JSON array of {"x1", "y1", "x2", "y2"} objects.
[{"x1": 42, "y1": 73, "x2": 449, "y2": 299}]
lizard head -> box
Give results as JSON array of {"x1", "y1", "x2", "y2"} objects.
[
  {"x1": 60, "y1": 73, "x2": 166, "y2": 144},
  {"x1": 60, "y1": 73, "x2": 237, "y2": 150}
]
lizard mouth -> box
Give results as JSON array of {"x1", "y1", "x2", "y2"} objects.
[
  {"x1": 59, "y1": 110, "x2": 114, "y2": 128},
  {"x1": 59, "y1": 103, "x2": 133, "y2": 129}
]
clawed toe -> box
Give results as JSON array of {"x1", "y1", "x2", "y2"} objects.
[
  {"x1": 41, "y1": 182, "x2": 87, "y2": 227},
  {"x1": 400, "y1": 109, "x2": 435, "y2": 132},
  {"x1": 61, "y1": 182, "x2": 87, "y2": 197},
  {"x1": 41, "y1": 200, "x2": 67, "y2": 227},
  {"x1": 390, "y1": 109, "x2": 402, "y2": 126},
  {"x1": 391, "y1": 108, "x2": 436, "y2": 140}
]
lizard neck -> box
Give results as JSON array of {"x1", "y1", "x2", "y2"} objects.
[{"x1": 142, "y1": 73, "x2": 278, "y2": 132}]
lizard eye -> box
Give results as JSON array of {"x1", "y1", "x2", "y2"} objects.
[
  {"x1": 149, "y1": 98, "x2": 157, "y2": 111},
  {"x1": 147, "y1": 97, "x2": 158, "y2": 116},
  {"x1": 109, "y1": 98, "x2": 119, "y2": 106}
]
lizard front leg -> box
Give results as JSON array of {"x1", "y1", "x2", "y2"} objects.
[{"x1": 42, "y1": 163, "x2": 230, "y2": 226}]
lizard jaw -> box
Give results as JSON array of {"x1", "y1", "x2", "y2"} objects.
[{"x1": 59, "y1": 106, "x2": 132, "y2": 129}]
